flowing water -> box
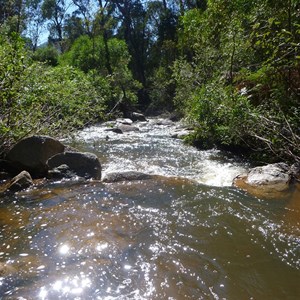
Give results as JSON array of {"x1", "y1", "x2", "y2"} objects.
[{"x1": 0, "y1": 119, "x2": 300, "y2": 299}]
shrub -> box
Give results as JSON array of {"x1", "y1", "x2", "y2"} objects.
[
  {"x1": 0, "y1": 34, "x2": 106, "y2": 156},
  {"x1": 32, "y1": 45, "x2": 59, "y2": 66}
]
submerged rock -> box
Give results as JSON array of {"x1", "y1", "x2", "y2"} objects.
[
  {"x1": 117, "y1": 124, "x2": 140, "y2": 133},
  {"x1": 105, "y1": 124, "x2": 139, "y2": 134},
  {"x1": 155, "y1": 119, "x2": 173, "y2": 126},
  {"x1": 0, "y1": 262, "x2": 17, "y2": 277},
  {"x1": 102, "y1": 171, "x2": 152, "y2": 183},
  {"x1": 47, "y1": 151, "x2": 101, "y2": 180},
  {"x1": 6, "y1": 135, "x2": 65, "y2": 177},
  {"x1": 104, "y1": 127, "x2": 123, "y2": 134}
]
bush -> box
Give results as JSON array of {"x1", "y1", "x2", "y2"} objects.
[
  {"x1": 60, "y1": 35, "x2": 141, "y2": 114},
  {"x1": 0, "y1": 34, "x2": 106, "y2": 156},
  {"x1": 32, "y1": 46, "x2": 59, "y2": 66}
]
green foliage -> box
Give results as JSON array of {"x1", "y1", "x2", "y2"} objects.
[
  {"x1": 147, "y1": 65, "x2": 175, "y2": 114},
  {"x1": 0, "y1": 34, "x2": 105, "y2": 156},
  {"x1": 1, "y1": 0, "x2": 299, "y2": 163},
  {"x1": 61, "y1": 35, "x2": 141, "y2": 113},
  {"x1": 173, "y1": 0, "x2": 300, "y2": 162},
  {"x1": 61, "y1": 35, "x2": 129, "y2": 74},
  {"x1": 32, "y1": 45, "x2": 59, "y2": 66},
  {"x1": 182, "y1": 82, "x2": 257, "y2": 148}
]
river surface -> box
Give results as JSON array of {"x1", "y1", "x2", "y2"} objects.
[{"x1": 0, "y1": 119, "x2": 299, "y2": 299}]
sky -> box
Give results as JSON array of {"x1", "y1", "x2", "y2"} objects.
[{"x1": 39, "y1": 0, "x2": 77, "y2": 45}]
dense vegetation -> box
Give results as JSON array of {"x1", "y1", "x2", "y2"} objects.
[{"x1": 0, "y1": 0, "x2": 299, "y2": 162}]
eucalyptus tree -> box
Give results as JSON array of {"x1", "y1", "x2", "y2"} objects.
[
  {"x1": 71, "y1": 0, "x2": 98, "y2": 36},
  {"x1": 111, "y1": 0, "x2": 148, "y2": 86},
  {"x1": 93, "y1": 0, "x2": 116, "y2": 75},
  {"x1": 24, "y1": 0, "x2": 45, "y2": 50},
  {"x1": 41, "y1": 0, "x2": 71, "y2": 51}
]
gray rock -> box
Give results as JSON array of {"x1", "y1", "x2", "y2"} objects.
[
  {"x1": 116, "y1": 118, "x2": 133, "y2": 125},
  {"x1": 155, "y1": 119, "x2": 173, "y2": 126},
  {"x1": 0, "y1": 159, "x2": 17, "y2": 174},
  {"x1": 131, "y1": 112, "x2": 147, "y2": 122},
  {"x1": 0, "y1": 171, "x2": 10, "y2": 180},
  {"x1": 109, "y1": 128, "x2": 123, "y2": 134},
  {"x1": 102, "y1": 171, "x2": 152, "y2": 183},
  {"x1": 246, "y1": 163, "x2": 290, "y2": 190},
  {"x1": 47, "y1": 164, "x2": 77, "y2": 179},
  {"x1": 47, "y1": 151, "x2": 101, "y2": 179},
  {"x1": 169, "y1": 112, "x2": 182, "y2": 122},
  {"x1": 7, "y1": 171, "x2": 33, "y2": 192},
  {"x1": 290, "y1": 162, "x2": 300, "y2": 180},
  {"x1": 171, "y1": 129, "x2": 192, "y2": 139},
  {"x1": 234, "y1": 163, "x2": 292, "y2": 197},
  {"x1": 6, "y1": 136, "x2": 65, "y2": 177}
]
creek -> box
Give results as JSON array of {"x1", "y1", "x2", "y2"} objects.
[{"x1": 0, "y1": 118, "x2": 299, "y2": 299}]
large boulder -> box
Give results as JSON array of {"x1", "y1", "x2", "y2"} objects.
[
  {"x1": 6, "y1": 136, "x2": 65, "y2": 177},
  {"x1": 245, "y1": 163, "x2": 290, "y2": 189},
  {"x1": 0, "y1": 159, "x2": 17, "y2": 174},
  {"x1": 47, "y1": 151, "x2": 101, "y2": 179},
  {"x1": 47, "y1": 164, "x2": 77, "y2": 179},
  {"x1": 234, "y1": 163, "x2": 292, "y2": 198}
]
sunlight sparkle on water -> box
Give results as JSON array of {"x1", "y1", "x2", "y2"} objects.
[
  {"x1": 59, "y1": 244, "x2": 70, "y2": 255},
  {"x1": 124, "y1": 264, "x2": 132, "y2": 270},
  {"x1": 96, "y1": 242, "x2": 108, "y2": 252},
  {"x1": 44, "y1": 275, "x2": 92, "y2": 297},
  {"x1": 38, "y1": 287, "x2": 48, "y2": 299}
]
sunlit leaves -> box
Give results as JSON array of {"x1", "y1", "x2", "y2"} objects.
[
  {"x1": 0, "y1": 35, "x2": 106, "y2": 155},
  {"x1": 173, "y1": 0, "x2": 300, "y2": 161}
]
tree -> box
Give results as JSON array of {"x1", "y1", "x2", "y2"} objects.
[
  {"x1": 171, "y1": 0, "x2": 300, "y2": 162},
  {"x1": 145, "y1": 1, "x2": 178, "y2": 112},
  {"x1": 0, "y1": 34, "x2": 106, "y2": 156},
  {"x1": 113, "y1": 0, "x2": 149, "y2": 86},
  {"x1": 24, "y1": 0, "x2": 45, "y2": 50},
  {"x1": 61, "y1": 34, "x2": 141, "y2": 113},
  {"x1": 71, "y1": 0, "x2": 97, "y2": 36},
  {"x1": 64, "y1": 14, "x2": 86, "y2": 44},
  {"x1": 41, "y1": 0, "x2": 70, "y2": 51},
  {"x1": 93, "y1": 0, "x2": 116, "y2": 75}
]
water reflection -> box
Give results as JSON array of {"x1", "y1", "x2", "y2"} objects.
[
  {"x1": 1, "y1": 121, "x2": 300, "y2": 299},
  {"x1": 39, "y1": 274, "x2": 92, "y2": 299}
]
